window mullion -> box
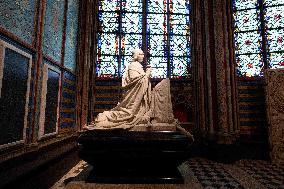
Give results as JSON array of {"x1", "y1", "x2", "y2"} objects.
[
  {"x1": 166, "y1": 0, "x2": 171, "y2": 78},
  {"x1": 142, "y1": 0, "x2": 147, "y2": 69},
  {"x1": 118, "y1": 0, "x2": 123, "y2": 77},
  {"x1": 258, "y1": 0, "x2": 268, "y2": 70}
]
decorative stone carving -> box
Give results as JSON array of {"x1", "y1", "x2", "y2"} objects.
[{"x1": 265, "y1": 69, "x2": 284, "y2": 164}]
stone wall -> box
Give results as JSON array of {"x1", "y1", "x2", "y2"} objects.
[{"x1": 265, "y1": 69, "x2": 284, "y2": 164}]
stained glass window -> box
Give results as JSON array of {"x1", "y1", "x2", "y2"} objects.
[
  {"x1": 96, "y1": 0, "x2": 191, "y2": 79},
  {"x1": 233, "y1": 0, "x2": 284, "y2": 78}
]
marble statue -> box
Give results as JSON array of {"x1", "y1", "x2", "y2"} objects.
[{"x1": 84, "y1": 48, "x2": 182, "y2": 131}]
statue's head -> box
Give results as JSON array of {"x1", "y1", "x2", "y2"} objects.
[{"x1": 132, "y1": 48, "x2": 144, "y2": 63}]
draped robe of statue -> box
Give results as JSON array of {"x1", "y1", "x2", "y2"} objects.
[{"x1": 85, "y1": 61, "x2": 177, "y2": 130}]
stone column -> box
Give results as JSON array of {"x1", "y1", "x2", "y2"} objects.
[
  {"x1": 192, "y1": 0, "x2": 239, "y2": 144},
  {"x1": 192, "y1": 0, "x2": 207, "y2": 134},
  {"x1": 76, "y1": 0, "x2": 96, "y2": 130}
]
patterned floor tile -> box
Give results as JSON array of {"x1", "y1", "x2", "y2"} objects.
[
  {"x1": 235, "y1": 160, "x2": 284, "y2": 189},
  {"x1": 51, "y1": 157, "x2": 284, "y2": 189},
  {"x1": 185, "y1": 158, "x2": 245, "y2": 189}
]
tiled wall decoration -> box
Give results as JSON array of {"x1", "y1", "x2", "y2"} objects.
[
  {"x1": 0, "y1": 0, "x2": 79, "y2": 151},
  {"x1": 0, "y1": 0, "x2": 37, "y2": 45},
  {"x1": 64, "y1": 0, "x2": 79, "y2": 71},
  {"x1": 60, "y1": 71, "x2": 76, "y2": 130},
  {"x1": 43, "y1": 0, "x2": 65, "y2": 62}
]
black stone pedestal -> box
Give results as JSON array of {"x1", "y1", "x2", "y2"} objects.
[{"x1": 77, "y1": 130, "x2": 193, "y2": 184}]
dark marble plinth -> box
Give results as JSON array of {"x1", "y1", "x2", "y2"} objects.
[{"x1": 77, "y1": 130, "x2": 193, "y2": 184}]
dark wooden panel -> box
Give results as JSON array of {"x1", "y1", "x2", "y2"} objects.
[
  {"x1": 0, "y1": 48, "x2": 29, "y2": 145},
  {"x1": 44, "y1": 68, "x2": 60, "y2": 135},
  {"x1": 238, "y1": 80, "x2": 267, "y2": 136}
]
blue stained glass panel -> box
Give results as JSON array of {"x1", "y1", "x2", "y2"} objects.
[
  {"x1": 148, "y1": 34, "x2": 167, "y2": 57},
  {"x1": 0, "y1": 0, "x2": 37, "y2": 44},
  {"x1": 124, "y1": 0, "x2": 142, "y2": 12},
  {"x1": 267, "y1": 29, "x2": 284, "y2": 52},
  {"x1": 148, "y1": 57, "x2": 168, "y2": 78},
  {"x1": 234, "y1": 0, "x2": 284, "y2": 77},
  {"x1": 98, "y1": 33, "x2": 118, "y2": 55},
  {"x1": 100, "y1": 12, "x2": 119, "y2": 33},
  {"x1": 97, "y1": 55, "x2": 118, "y2": 77},
  {"x1": 234, "y1": 0, "x2": 258, "y2": 10},
  {"x1": 121, "y1": 55, "x2": 132, "y2": 74},
  {"x1": 234, "y1": 31, "x2": 261, "y2": 54},
  {"x1": 122, "y1": 13, "x2": 142, "y2": 33},
  {"x1": 64, "y1": 0, "x2": 79, "y2": 71},
  {"x1": 99, "y1": 0, "x2": 119, "y2": 12},
  {"x1": 147, "y1": 0, "x2": 165, "y2": 13},
  {"x1": 233, "y1": 9, "x2": 259, "y2": 32},
  {"x1": 123, "y1": 34, "x2": 142, "y2": 55},
  {"x1": 268, "y1": 52, "x2": 284, "y2": 68},
  {"x1": 96, "y1": 0, "x2": 191, "y2": 78},
  {"x1": 265, "y1": 0, "x2": 284, "y2": 7},
  {"x1": 172, "y1": 57, "x2": 189, "y2": 77},
  {"x1": 43, "y1": 0, "x2": 65, "y2": 62},
  {"x1": 236, "y1": 54, "x2": 263, "y2": 77},
  {"x1": 266, "y1": 6, "x2": 284, "y2": 29},
  {"x1": 170, "y1": 35, "x2": 190, "y2": 56},
  {"x1": 171, "y1": 14, "x2": 189, "y2": 35},
  {"x1": 171, "y1": 0, "x2": 190, "y2": 14},
  {"x1": 147, "y1": 13, "x2": 167, "y2": 34}
]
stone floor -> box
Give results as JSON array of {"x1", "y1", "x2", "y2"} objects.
[{"x1": 50, "y1": 157, "x2": 284, "y2": 189}]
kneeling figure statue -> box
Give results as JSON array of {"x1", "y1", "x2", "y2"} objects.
[{"x1": 85, "y1": 48, "x2": 189, "y2": 133}]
